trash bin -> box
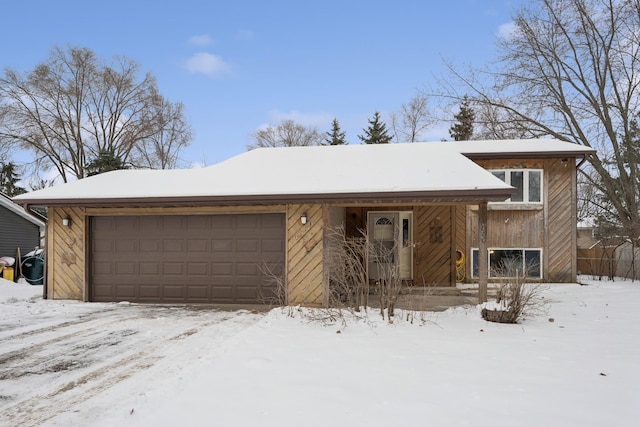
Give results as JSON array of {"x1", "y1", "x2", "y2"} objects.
[
  {"x1": 22, "y1": 256, "x2": 44, "y2": 285},
  {"x1": 1, "y1": 267, "x2": 14, "y2": 282}
]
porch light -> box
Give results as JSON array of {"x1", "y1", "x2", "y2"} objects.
[
  {"x1": 301, "y1": 213, "x2": 307, "y2": 225},
  {"x1": 62, "y1": 217, "x2": 71, "y2": 227}
]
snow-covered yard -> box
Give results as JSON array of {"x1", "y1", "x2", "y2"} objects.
[{"x1": 1, "y1": 278, "x2": 638, "y2": 427}]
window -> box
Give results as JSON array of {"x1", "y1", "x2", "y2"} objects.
[
  {"x1": 472, "y1": 248, "x2": 542, "y2": 278},
  {"x1": 490, "y1": 169, "x2": 542, "y2": 203}
]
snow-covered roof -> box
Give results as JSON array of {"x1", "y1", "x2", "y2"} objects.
[
  {"x1": 13, "y1": 139, "x2": 592, "y2": 207},
  {"x1": 0, "y1": 193, "x2": 46, "y2": 228},
  {"x1": 448, "y1": 138, "x2": 596, "y2": 158}
]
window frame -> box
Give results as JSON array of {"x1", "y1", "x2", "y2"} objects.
[
  {"x1": 489, "y1": 169, "x2": 543, "y2": 204},
  {"x1": 471, "y1": 248, "x2": 543, "y2": 279}
]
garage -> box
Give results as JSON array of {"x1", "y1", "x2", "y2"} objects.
[{"x1": 90, "y1": 213, "x2": 285, "y2": 304}]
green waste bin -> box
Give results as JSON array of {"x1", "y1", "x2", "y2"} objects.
[{"x1": 22, "y1": 256, "x2": 44, "y2": 285}]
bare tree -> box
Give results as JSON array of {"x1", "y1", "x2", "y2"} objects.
[
  {"x1": 438, "y1": 0, "x2": 640, "y2": 242},
  {"x1": 0, "y1": 46, "x2": 191, "y2": 182},
  {"x1": 131, "y1": 99, "x2": 192, "y2": 169},
  {"x1": 248, "y1": 119, "x2": 323, "y2": 149},
  {"x1": 391, "y1": 94, "x2": 433, "y2": 142}
]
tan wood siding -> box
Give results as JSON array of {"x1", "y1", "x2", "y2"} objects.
[
  {"x1": 414, "y1": 205, "x2": 453, "y2": 286},
  {"x1": 47, "y1": 207, "x2": 86, "y2": 300},
  {"x1": 469, "y1": 209, "x2": 544, "y2": 248},
  {"x1": 287, "y1": 203, "x2": 325, "y2": 306},
  {"x1": 546, "y1": 158, "x2": 575, "y2": 281}
]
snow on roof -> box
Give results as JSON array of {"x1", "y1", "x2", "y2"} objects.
[
  {"x1": 447, "y1": 138, "x2": 596, "y2": 157},
  {"x1": 13, "y1": 139, "x2": 589, "y2": 205}
]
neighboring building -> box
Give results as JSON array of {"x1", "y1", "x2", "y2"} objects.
[
  {"x1": 14, "y1": 139, "x2": 594, "y2": 306},
  {"x1": 0, "y1": 192, "x2": 45, "y2": 260}
]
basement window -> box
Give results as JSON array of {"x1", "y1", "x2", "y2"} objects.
[{"x1": 471, "y1": 248, "x2": 542, "y2": 278}]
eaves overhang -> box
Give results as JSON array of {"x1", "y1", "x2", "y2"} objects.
[{"x1": 16, "y1": 187, "x2": 515, "y2": 209}]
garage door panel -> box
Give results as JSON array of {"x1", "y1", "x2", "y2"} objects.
[
  {"x1": 187, "y1": 239, "x2": 208, "y2": 252},
  {"x1": 91, "y1": 213, "x2": 285, "y2": 303},
  {"x1": 236, "y1": 262, "x2": 259, "y2": 276},
  {"x1": 140, "y1": 262, "x2": 161, "y2": 275},
  {"x1": 236, "y1": 215, "x2": 259, "y2": 229},
  {"x1": 163, "y1": 239, "x2": 184, "y2": 252},
  {"x1": 141, "y1": 240, "x2": 162, "y2": 253},
  {"x1": 115, "y1": 262, "x2": 136, "y2": 275},
  {"x1": 237, "y1": 239, "x2": 258, "y2": 253},
  {"x1": 187, "y1": 262, "x2": 209, "y2": 275}
]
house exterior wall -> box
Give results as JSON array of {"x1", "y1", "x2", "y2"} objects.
[
  {"x1": 467, "y1": 158, "x2": 577, "y2": 282},
  {"x1": 43, "y1": 156, "x2": 577, "y2": 304},
  {"x1": 45, "y1": 204, "x2": 329, "y2": 306},
  {"x1": 286, "y1": 203, "x2": 325, "y2": 306},
  {"x1": 0, "y1": 206, "x2": 41, "y2": 258},
  {"x1": 47, "y1": 206, "x2": 86, "y2": 299}
]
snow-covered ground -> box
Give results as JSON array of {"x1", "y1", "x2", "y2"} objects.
[{"x1": 1, "y1": 277, "x2": 638, "y2": 426}]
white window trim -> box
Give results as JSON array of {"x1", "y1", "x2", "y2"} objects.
[
  {"x1": 489, "y1": 169, "x2": 543, "y2": 204},
  {"x1": 471, "y1": 247, "x2": 543, "y2": 279}
]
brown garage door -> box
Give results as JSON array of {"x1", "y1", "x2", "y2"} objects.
[{"x1": 90, "y1": 214, "x2": 285, "y2": 303}]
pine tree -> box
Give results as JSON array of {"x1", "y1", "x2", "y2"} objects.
[
  {"x1": 0, "y1": 162, "x2": 26, "y2": 197},
  {"x1": 85, "y1": 149, "x2": 128, "y2": 176},
  {"x1": 449, "y1": 95, "x2": 475, "y2": 141},
  {"x1": 325, "y1": 118, "x2": 347, "y2": 145},
  {"x1": 358, "y1": 112, "x2": 393, "y2": 144}
]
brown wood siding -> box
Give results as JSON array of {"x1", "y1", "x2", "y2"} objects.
[
  {"x1": 469, "y1": 209, "x2": 545, "y2": 248},
  {"x1": 47, "y1": 207, "x2": 86, "y2": 300},
  {"x1": 287, "y1": 203, "x2": 325, "y2": 306},
  {"x1": 414, "y1": 205, "x2": 453, "y2": 286},
  {"x1": 467, "y1": 158, "x2": 577, "y2": 282},
  {"x1": 546, "y1": 158, "x2": 575, "y2": 281}
]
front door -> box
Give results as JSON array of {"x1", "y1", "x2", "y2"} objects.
[{"x1": 368, "y1": 211, "x2": 413, "y2": 281}]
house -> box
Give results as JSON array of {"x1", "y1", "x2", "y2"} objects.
[
  {"x1": 13, "y1": 139, "x2": 594, "y2": 306},
  {"x1": 0, "y1": 192, "x2": 45, "y2": 269}
]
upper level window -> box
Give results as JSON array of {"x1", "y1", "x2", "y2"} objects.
[{"x1": 491, "y1": 169, "x2": 542, "y2": 203}]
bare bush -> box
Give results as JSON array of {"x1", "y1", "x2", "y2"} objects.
[
  {"x1": 481, "y1": 259, "x2": 548, "y2": 323},
  {"x1": 325, "y1": 225, "x2": 369, "y2": 311},
  {"x1": 257, "y1": 261, "x2": 287, "y2": 309}
]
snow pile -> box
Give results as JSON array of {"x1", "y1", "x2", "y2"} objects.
[{"x1": 0, "y1": 279, "x2": 638, "y2": 426}]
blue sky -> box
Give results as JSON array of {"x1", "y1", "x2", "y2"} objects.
[{"x1": 1, "y1": 0, "x2": 522, "y2": 167}]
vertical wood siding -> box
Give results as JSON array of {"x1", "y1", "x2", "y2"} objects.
[
  {"x1": 47, "y1": 207, "x2": 86, "y2": 300},
  {"x1": 286, "y1": 203, "x2": 325, "y2": 306}
]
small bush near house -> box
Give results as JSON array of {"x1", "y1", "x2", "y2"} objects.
[{"x1": 481, "y1": 260, "x2": 548, "y2": 324}]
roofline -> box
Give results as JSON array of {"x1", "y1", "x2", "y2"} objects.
[
  {"x1": 0, "y1": 193, "x2": 47, "y2": 227},
  {"x1": 15, "y1": 188, "x2": 515, "y2": 208},
  {"x1": 462, "y1": 150, "x2": 595, "y2": 160}
]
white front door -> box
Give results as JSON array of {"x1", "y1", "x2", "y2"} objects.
[{"x1": 367, "y1": 211, "x2": 413, "y2": 281}]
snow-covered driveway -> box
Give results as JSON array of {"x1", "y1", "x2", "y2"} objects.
[{"x1": 0, "y1": 285, "x2": 264, "y2": 427}]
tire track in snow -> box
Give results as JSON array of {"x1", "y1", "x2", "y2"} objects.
[{"x1": 0, "y1": 309, "x2": 262, "y2": 427}]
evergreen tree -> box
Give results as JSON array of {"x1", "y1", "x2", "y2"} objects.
[
  {"x1": 0, "y1": 162, "x2": 26, "y2": 197},
  {"x1": 358, "y1": 112, "x2": 392, "y2": 144},
  {"x1": 449, "y1": 95, "x2": 475, "y2": 141},
  {"x1": 85, "y1": 149, "x2": 128, "y2": 176},
  {"x1": 325, "y1": 118, "x2": 347, "y2": 145}
]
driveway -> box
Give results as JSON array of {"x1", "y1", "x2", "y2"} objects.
[{"x1": 0, "y1": 297, "x2": 265, "y2": 427}]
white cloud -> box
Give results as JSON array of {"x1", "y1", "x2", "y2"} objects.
[
  {"x1": 268, "y1": 109, "x2": 333, "y2": 128},
  {"x1": 188, "y1": 34, "x2": 214, "y2": 46},
  {"x1": 498, "y1": 22, "x2": 517, "y2": 40},
  {"x1": 184, "y1": 53, "x2": 230, "y2": 77}
]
